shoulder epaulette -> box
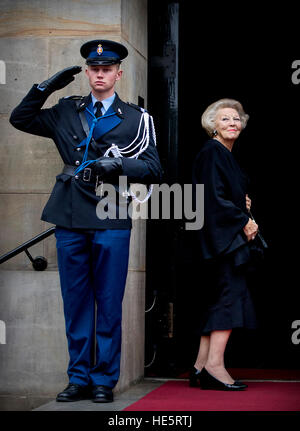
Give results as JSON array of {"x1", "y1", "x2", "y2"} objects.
[
  {"x1": 63, "y1": 95, "x2": 84, "y2": 100},
  {"x1": 127, "y1": 102, "x2": 148, "y2": 113}
]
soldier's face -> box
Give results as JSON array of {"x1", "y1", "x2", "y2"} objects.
[{"x1": 85, "y1": 65, "x2": 122, "y2": 96}]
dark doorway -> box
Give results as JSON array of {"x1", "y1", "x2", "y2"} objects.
[{"x1": 145, "y1": 1, "x2": 300, "y2": 378}]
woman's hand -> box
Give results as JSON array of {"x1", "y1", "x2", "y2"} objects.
[
  {"x1": 246, "y1": 194, "x2": 251, "y2": 211},
  {"x1": 243, "y1": 218, "x2": 259, "y2": 241}
]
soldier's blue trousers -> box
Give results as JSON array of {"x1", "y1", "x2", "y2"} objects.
[{"x1": 55, "y1": 227, "x2": 131, "y2": 388}]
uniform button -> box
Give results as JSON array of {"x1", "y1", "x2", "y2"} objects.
[
  {"x1": 76, "y1": 147, "x2": 81, "y2": 151},
  {"x1": 75, "y1": 175, "x2": 79, "y2": 180},
  {"x1": 73, "y1": 135, "x2": 78, "y2": 140},
  {"x1": 75, "y1": 160, "x2": 80, "y2": 166}
]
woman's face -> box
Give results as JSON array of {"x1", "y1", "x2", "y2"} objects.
[{"x1": 214, "y1": 108, "x2": 242, "y2": 142}]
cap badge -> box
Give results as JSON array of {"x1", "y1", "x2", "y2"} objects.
[{"x1": 97, "y1": 44, "x2": 103, "y2": 55}]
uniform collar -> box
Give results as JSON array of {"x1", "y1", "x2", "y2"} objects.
[
  {"x1": 77, "y1": 92, "x2": 124, "y2": 118},
  {"x1": 91, "y1": 93, "x2": 116, "y2": 114},
  {"x1": 110, "y1": 93, "x2": 125, "y2": 117}
]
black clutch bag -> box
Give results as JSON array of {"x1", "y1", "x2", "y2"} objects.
[{"x1": 247, "y1": 211, "x2": 268, "y2": 273}]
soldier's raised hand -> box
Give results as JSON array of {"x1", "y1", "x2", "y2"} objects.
[{"x1": 38, "y1": 66, "x2": 82, "y2": 93}]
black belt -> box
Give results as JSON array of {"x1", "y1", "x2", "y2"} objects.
[
  {"x1": 61, "y1": 165, "x2": 128, "y2": 197},
  {"x1": 62, "y1": 164, "x2": 95, "y2": 182}
]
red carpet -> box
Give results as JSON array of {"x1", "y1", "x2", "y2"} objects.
[{"x1": 124, "y1": 381, "x2": 300, "y2": 411}]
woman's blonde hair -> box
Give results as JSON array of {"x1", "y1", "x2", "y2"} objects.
[{"x1": 201, "y1": 98, "x2": 249, "y2": 137}]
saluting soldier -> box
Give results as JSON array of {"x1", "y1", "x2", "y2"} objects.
[{"x1": 10, "y1": 39, "x2": 163, "y2": 403}]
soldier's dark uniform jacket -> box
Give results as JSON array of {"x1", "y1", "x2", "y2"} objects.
[{"x1": 9, "y1": 85, "x2": 163, "y2": 230}]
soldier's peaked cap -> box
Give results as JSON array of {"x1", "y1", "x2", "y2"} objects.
[{"x1": 80, "y1": 39, "x2": 128, "y2": 66}]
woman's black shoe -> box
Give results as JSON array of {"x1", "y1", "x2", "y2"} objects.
[
  {"x1": 189, "y1": 367, "x2": 202, "y2": 387},
  {"x1": 234, "y1": 380, "x2": 248, "y2": 389},
  {"x1": 200, "y1": 368, "x2": 247, "y2": 391}
]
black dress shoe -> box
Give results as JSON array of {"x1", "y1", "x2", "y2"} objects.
[
  {"x1": 56, "y1": 383, "x2": 90, "y2": 402},
  {"x1": 200, "y1": 368, "x2": 247, "y2": 391},
  {"x1": 234, "y1": 380, "x2": 248, "y2": 389},
  {"x1": 189, "y1": 367, "x2": 202, "y2": 387},
  {"x1": 92, "y1": 385, "x2": 114, "y2": 403}
]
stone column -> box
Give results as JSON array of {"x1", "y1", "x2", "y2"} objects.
[{"x1": 0, "y1": 0, "x2": 147, "y2": 408}]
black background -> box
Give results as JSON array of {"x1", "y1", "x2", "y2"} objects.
[{"x1": 145, "y1": 0, "x2": 300, "y2": 376}]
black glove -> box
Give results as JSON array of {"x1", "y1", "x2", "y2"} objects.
[
  {"x1": 38, "y1": 66, "x2": 82, "y2": 93},
  {"x1": 93, "y1": 157, "x2": 123, "y2": 180}
]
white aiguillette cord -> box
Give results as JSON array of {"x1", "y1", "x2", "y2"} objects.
[{"x1": 103, "y1": 111, "x2": 156, "y2": 203}]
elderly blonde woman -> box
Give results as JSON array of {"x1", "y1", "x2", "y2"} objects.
[{"x1": 190, "y1": 99, "x2": 258, "y2": 391}]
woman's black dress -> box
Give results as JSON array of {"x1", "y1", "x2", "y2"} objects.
[{"x1": 192, "y1": 139, "x2": 257, "y2": 334}]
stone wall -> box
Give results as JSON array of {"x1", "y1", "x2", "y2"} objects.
[{"x1": 0, "y1": 0, "x2": 148, "y2": 409}]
